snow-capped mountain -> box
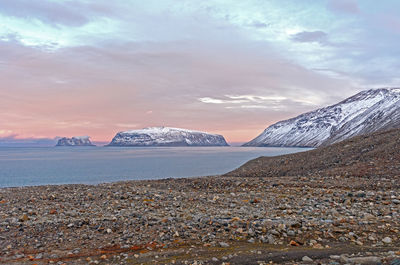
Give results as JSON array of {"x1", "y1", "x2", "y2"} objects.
[
  {"x1": 56, "y1": 136, "x2": 95, "y2": 146},
  {"x1": 108, "y1": 127, "x2": 229, "y2": 146},
  {"x1": 243, "y1": 88, "x2": 400, "y2": 147}
]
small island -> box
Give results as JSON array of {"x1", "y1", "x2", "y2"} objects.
[
  {"x1": 108, "y1": 127, "x2": 229, "y2": 146},
  {"x1": 55, "y1": 136, "x2": 95, "y2": 146}
]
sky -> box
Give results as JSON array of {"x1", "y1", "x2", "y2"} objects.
[{"x1": 1, "y1": 0, "x2": 400, "y2": 144}]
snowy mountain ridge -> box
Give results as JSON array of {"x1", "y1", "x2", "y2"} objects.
[
  {"x1": 122, "y1": 127, "x2": 221, "y2": 136},
  {"x1": 243, "y1": 88, "x2": 400, "y2": 147},
  {"x1": 108, "y1": 127, "x2": 229, "y2": 146}
]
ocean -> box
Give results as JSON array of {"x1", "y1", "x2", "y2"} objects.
[{"x1": 0, "y1": 146, "x2": 310, "y2": 188}]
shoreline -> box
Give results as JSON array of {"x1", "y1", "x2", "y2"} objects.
[{"x1": 0, "y1": 176, "x2": 203, "y2": 190}]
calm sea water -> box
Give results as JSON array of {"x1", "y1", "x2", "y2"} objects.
[{"x1": 0, "y1": 146, "x2": 310, "y2": 188}]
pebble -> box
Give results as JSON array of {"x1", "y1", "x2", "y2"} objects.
[
  {"x1": 382, "y1": 237, "x2": 392, "y2": 244},
  {"x1": 219, "y1": 242, "x2": 230, "y2": 248},
  {"x1": 347, "y1": 256, "x2": 382, "y2": 264},
  {"x1": 302, "y1": 256, "x2": 313, "y2": 262}
]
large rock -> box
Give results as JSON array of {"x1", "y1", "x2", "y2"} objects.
[
  {"x1": 108, "y1": 127, "x2": 229, "y2": 147},
  {"x1": 56, "y1": 136, "x2": 95, "y2": 146},
  {"x1": 244, "y1": 88, "x2": 400, "y2": 147}
]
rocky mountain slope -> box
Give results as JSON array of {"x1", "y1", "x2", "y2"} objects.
[
  {"x1": 228, "y1": 128, "x2": 400, "y2": 178},
  {"x1": 244, "y1": 88, "x2": 400, "y2": 147},
  {"x1": 56, "y1": 136, "x2": 95, "y2": 146},
  {"x1": 108, "y1": 127, "x2": 229, "y2": 146}
]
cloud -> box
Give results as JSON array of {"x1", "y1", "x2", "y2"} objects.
[
  {"x1": 327, "y1": 0, "x2": 359, "y2": 14},
  {"x1": 0, "y1": 0, "x2": 91, "y2": 27},
  {"x1": 226, "y1": 105, "x2": 269, "y2": 109},
  {"x1": 227, "y1": 95, "x2": 287, "y2": 102},
  {"x1": 291, "y1": 31, "x2": 328, "y2": 44},
  {"x1": 0, "y1": 135, "x2": 56, "y2": 147},
  {"x1": 199, "y1": 95, "x2": 289, "y2": 107},
  {"x1": 199, "y1": 94, "x2": 320, "y2": 111},
  {"x1": 198, "y1": 97, "x2": 248, "y2": 104},
  {"x1": 248, "y1": 21, "x2": 270, "y2": 28},
  {"x1": 0, "y1": 0, "x2": 115, "y2": 27}
]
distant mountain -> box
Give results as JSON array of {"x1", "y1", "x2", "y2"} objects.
[
  {"x1": 56, "y1": 136, "x2": 95, "y2": 146},
  {"x1": 243, "y1": 88, "x2": 400, "y2": 147},
  {"x1": 108, "y1": 127, "x2": 229, "y2": 147}
]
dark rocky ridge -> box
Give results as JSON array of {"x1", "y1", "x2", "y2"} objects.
[
  {"x1": 56, "y1": 136, "x2": 95, "y2": 146},
  {"x1": 228, "y1": 128, "x2": 400, "y2": 178}
]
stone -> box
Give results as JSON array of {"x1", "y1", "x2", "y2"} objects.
[
  {"x1": 219, "y1": 242, "x2": 230, "y2": 248},
  {"x1": 347, "y1": 256, "x2": 381, "y2": 264},
  {"x1": 270, "y1": 229, "x2": 279, "y2": 236},
  {"x1": 19, "y1": 214, "x2": 29, "y2": 222},
  {"x1": 302, "y1": 256, "x2": 313, "y2": 263},
  {"x1": 382, "y1": 237, "x2": 392, "y2": 244}
]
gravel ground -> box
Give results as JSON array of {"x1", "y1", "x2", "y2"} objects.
[{"x1": 0, "y1": 175, "x2": 399, "y2": 264}]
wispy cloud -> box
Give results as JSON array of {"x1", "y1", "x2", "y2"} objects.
[
  {"x1": 291, "y1": 31, "x2": 328, "y2": 44},
  {"x1": 226, "y1": 105, "x2": 269, "y2": 109},
  {"x1": 0, "y1": 0, "x2": 91, "y2": 27},
  {"x1": 198, "y1": 97, "x2": 248, "y2": 104},
  {"x1": 0, "y1": 134, "x2": 56, "y2": 147},
  {"x1": 199, "y1": 94, "x2": 319, "y2": 108}
]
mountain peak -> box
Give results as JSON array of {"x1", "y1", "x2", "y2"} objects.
[{"x1": 243, "y1": 88, "x2": 400, "y2": 147}]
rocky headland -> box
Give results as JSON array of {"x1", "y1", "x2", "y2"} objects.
[
  {"x1": 56, "y1": 136, "x2": 95, "y2": 147},
  {"x1": 108, "y1": 127, "x2": 229, "y2": 147}
]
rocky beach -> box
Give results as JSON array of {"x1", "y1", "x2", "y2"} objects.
[{"x1": 1, "y1": 129, "x2": 400, "y2": 264}]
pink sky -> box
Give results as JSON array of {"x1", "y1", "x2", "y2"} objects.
[{"x1": 1, "y1": 1, "x2": 399, "y2": 144}]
